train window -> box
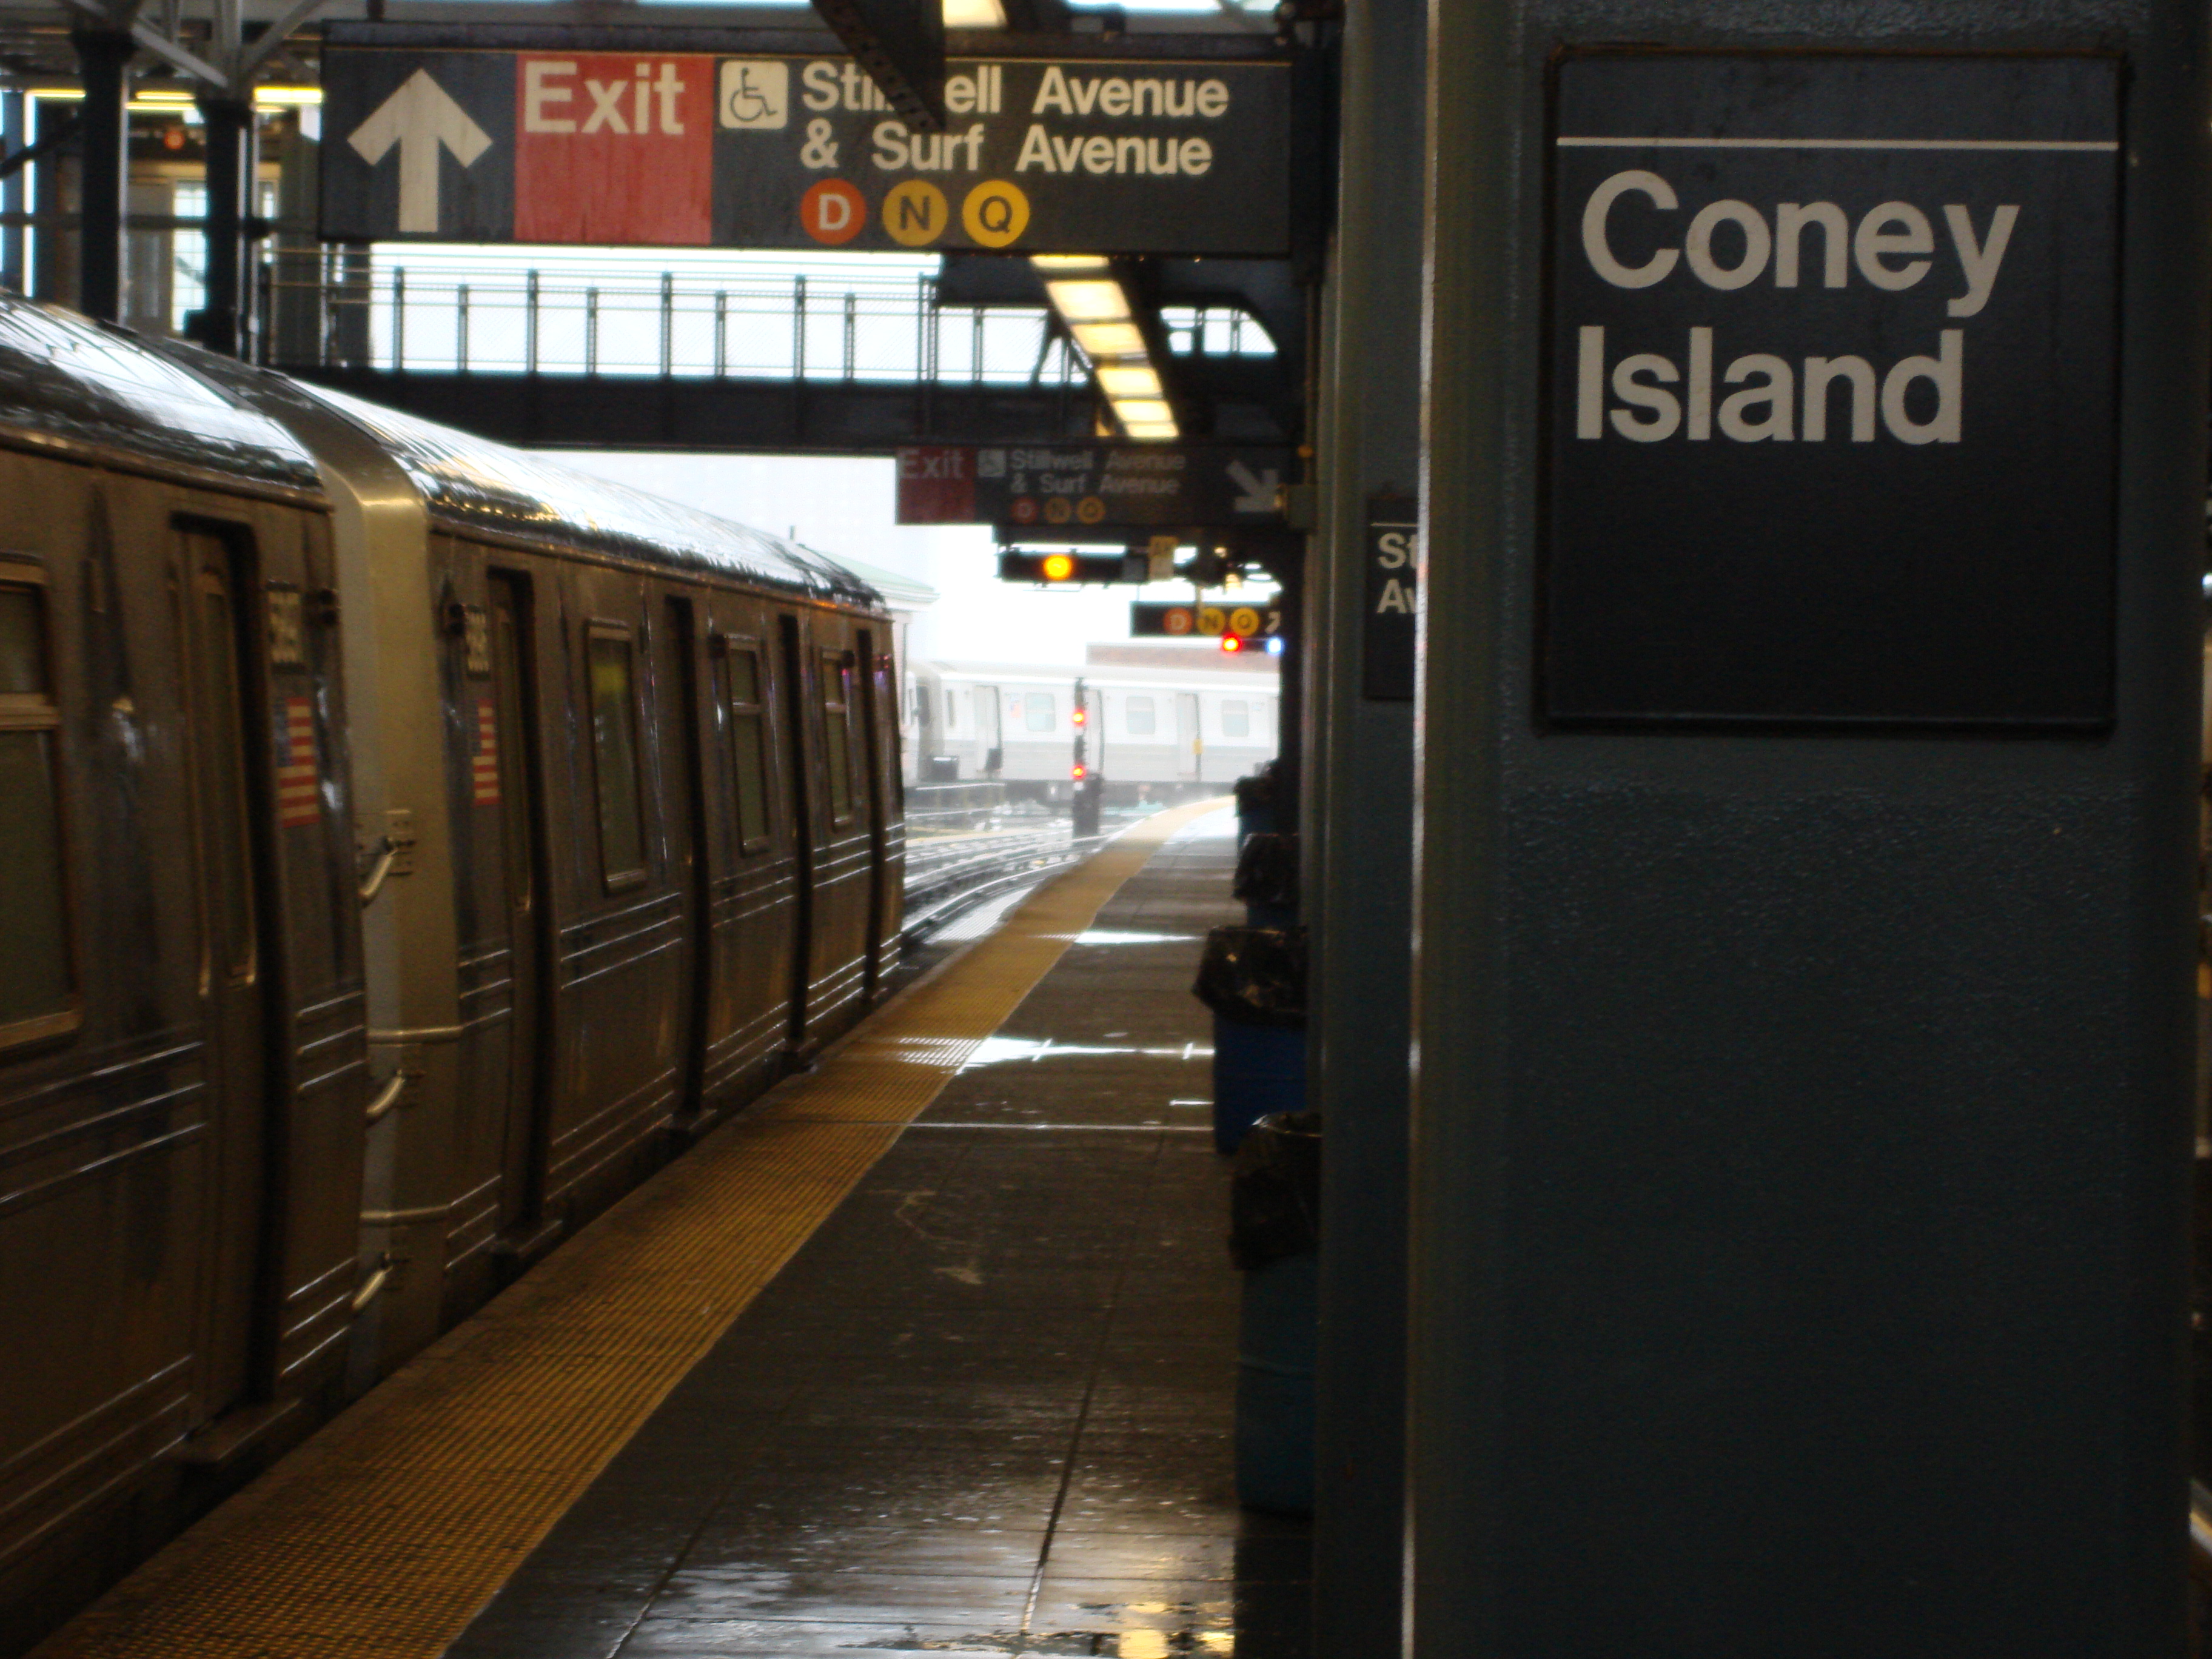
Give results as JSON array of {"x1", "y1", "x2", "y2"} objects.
[
  {"x1": 1025, "y1": 692, "x2": 1054, "y2": 732},
  {"x1": 1126, "y1": 695, "x2": 1156, "y2": 736},
  {"x1": 1222, "y1": 700, "x2": 1251, "y2": 739},
  {"x1": 586, "y1": 625, "x2": 647, "y2": 889},
  {"x1": 819, "y1": 650, "x2": 854, "y2": 825},
  {"x1": 0, "y1": 577, "x2": 75, "y2": 1045},
  {"x1": 726, "y1": 643, "x2": 772, "y2": 851},
  {"x1": 194, "y1": 567, "x2": 256, "y2": 978}
]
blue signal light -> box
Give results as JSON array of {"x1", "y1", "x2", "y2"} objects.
[{"x1": 1265, "y1": 636, "x2": 1285, "y2": 657}]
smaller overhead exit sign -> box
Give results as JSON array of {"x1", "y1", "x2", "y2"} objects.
[{"x1": 896, "y1": 443, "x2": 1289, "y2": 528}]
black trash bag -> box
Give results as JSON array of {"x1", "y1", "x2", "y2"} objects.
[
  {"x1": 1233, "y1": 833, "x2": 1300, "y2": 908},
  {"x1": 1229, "y1": 1110, "x2": 1323, "y2": 1272},
  {"x1": 1233, "y1": 761, "x2": 1278, "y2": 816},
  {"x1": 1193, "y1": 926, "x2": 1307, "y2": 1028}
]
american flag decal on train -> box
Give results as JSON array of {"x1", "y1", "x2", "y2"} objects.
[
  {"x1": 472, "y1": 697, "x2": 500, "y2": 805},
  {"x1": 274, "y1": 696, "x2": 318, "y2": 828}
]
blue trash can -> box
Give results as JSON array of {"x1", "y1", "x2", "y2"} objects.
[
  {"x1": 1236, "y1": 1248, "x2": 1317, "y2": 1514},
  {"x1": 1212, "y1": 1016, "x2": 1305, "y2": 1153}
]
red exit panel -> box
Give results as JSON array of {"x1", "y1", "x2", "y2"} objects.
[
  {"x1": 896, "y1": 447, "x2": 978, "y2": 523},
  {"x1": 515, "y1": 53, "x2": 712, "y2": 244}
]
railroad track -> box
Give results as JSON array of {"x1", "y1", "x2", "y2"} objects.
[{"x1": 900, "y1": 819, "x2": 1116, "y2": 941}]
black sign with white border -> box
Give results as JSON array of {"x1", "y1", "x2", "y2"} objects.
[{"x1": 1544, "y1": 54, "x2": 2121, "y2": 729}]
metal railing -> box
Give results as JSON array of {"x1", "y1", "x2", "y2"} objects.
[{"x1": 259, "y1": 248, "x2": 1276, "y2": 386}]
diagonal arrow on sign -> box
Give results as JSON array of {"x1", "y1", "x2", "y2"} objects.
[
  {"x1": 347, "y1": 69, "x2": 492, "y2": 236},
  {"x1": 1226, "y1": 459, "x2": 1282, "y2": 515}
]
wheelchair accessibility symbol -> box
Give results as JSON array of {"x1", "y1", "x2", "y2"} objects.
[{"x1": 719, "y1": 61, "x2": 789, "y2": 129}]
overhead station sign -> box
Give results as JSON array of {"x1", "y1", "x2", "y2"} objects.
[
  {"x1": 320, "y1": 33, "x2": 1292, "y2": 255},
  {"x1": 896, "y1": 442, "x2": 1289, "y2": 527},
  {"x1": 1544, "y1": 54, "x2": 2121, "y2": 728}
]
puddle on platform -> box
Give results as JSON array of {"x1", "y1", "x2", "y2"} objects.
[{"x1": 859, "y1": 1632, "x2": 1235, "y2": 1655}]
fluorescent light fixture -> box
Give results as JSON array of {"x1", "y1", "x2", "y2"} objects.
[
  {"x1": 943, "y1": 0, "x2": 1007, "y2": 23},
  {"x1": 1035, "y1": 251, "x2": 1178, "y2": 441},
  {"x1": 1044, "y1": 280, "x2": 1131, "y2": 324},
  {"x1": 1070, "y1": 321, "x2": 1147, "y2": 358},
  {"x1": 33, "y1": 84, "x2": 323, "y2": 109},
  {"x1": 1094, "y1": 363, "x2": 1163, "y2": 398}
]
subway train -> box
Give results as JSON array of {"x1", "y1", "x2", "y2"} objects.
[
  {"x1": 0, "y1": 296, "x2": 903, "y2": 1643},
  {"x1": 908, "y1": 657, "x2": 1280, "y2": 800}
]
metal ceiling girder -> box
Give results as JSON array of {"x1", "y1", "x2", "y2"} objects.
[{"x1": 809, "y1": 0, "x2": 945, "y2": 130}]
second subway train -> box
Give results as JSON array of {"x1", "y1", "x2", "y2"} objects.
[{"x1": 911, "y1": 658, "x2": 1281, "y2": 800}]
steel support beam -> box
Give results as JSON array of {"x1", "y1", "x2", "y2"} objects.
[
  {"x1": 68, "y1": 27, "x2": 130, "y2": 323},
  {"x1": 1303, "y1": 0, "x2": 1417, "y2": 1644},
  {"x1": 1413, "y1": 1, "x2": 2209, "y2": 1653},
  {"x1": 285, "y1": 368, "x2": 1107, "y2": 452},
  {"x1": 195, "y1": 93, "x2": 255, "y2": 355}
]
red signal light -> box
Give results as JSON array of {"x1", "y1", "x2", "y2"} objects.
[
  {"x1": 1220, "y1": 634, "x2": 1244, "y2": 652},
  {"x1": 1042, "y1": 553, "x2": 1076, "y2": 581},
  {"x1": 1072, "y1": 763, "x2": 1088, "y2": 780},
  {"x1": 1072, "y1": 707, "x2": 1087, "y2": 725}
]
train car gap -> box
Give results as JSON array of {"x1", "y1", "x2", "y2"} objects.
[
  {"x1": 487, "y1": 572, "x2": 553, "y2": 1244},
  {"x1": 179, "y1": 526, "x2": 276, "y2": 1427},
  {"x1": 779, "y1": 612, "x2": 817, "y2": 1053},
  {"x1": 663, "y1": 595, "x2": 714, "y2": 1122}
]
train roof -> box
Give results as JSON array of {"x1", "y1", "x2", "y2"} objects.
[
  {"x1": 295, "y1": 383, "x2": 882, "y2": 609},
  {"x1": 119, "y1": 329, "x2": 880, "y2": 612},
  {"x1": 0, "y1": 295, "x2": 324, "y2": 492}
]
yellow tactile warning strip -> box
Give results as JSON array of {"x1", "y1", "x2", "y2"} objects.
[{"x1": 35, "y1": 799, "x2": 1230, "y2": 1659}]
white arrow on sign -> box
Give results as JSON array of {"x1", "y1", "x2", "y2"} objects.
[
  {"x1": 348, "y1": 69, "x2": 492, "y2": 235},
  {"x1": 1227, "y1": 460, "x2": 1281, "y2": 515}
]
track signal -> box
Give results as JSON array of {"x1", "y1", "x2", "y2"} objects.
[
  {"x1": 1072, "y1": 762, "x2": 1088, "y2": 780},
  {"x1": 997, "y1": 551, "x2": 1150, "y2": 585},
  {"x1": 1220, "y1": 633, "x2": 1244, "y2": 653}
]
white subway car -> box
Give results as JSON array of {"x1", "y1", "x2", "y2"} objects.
[{"x1": 907, "y1": 658, "x2": 1279, "y2": 801}]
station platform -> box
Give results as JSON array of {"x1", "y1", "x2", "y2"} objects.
[{"x1": 35, "y1": 801, "x2": 1310, "y2": 1659}]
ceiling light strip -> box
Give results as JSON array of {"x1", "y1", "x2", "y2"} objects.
[{"x1": 1033, "y1": 253, "x2": 1179, "y2": 441}]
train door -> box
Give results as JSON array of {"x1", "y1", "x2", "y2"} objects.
[
  {"x1": 778, "y1": 614, "x2": 816, "y2": 1044},
  {"x1": 706, "y1": 616, "x2": 789, "y2": 1096},
  {"x1": 856, "y1": 628, "x2": 891, "y2": 998},
  {"x1": 1176, "y1": 692, "x2": 1201, "y2": 781},
  {"x1": 977, "y1": 684, "x2": 1001, "y2": 776},
  {"x1": 486, "y1": 572, "x2": 550, "y2": 1238},
  {"x1": 178, "y1": 528, "x2": 270, "y2": 1420},
  {"x1": 658, "y1": 595, "x2": 712, "y2": 1117}
]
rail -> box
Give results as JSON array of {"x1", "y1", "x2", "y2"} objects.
[
  {"x1": 901, "y1": 819, "x2": 1116, "y2": 941},
  {"x1": 256, "y1": 250, "x2": 1274, "y2": 386}
]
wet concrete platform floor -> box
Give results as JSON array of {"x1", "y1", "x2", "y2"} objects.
[{"x1": 449, "y1": 810, "x2": 1309, "y2": 1659}]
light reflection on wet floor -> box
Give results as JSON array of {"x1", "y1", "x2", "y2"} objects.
[{"x1": 448, "y1": 813, "x2": 1310, "y2": 1659}]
